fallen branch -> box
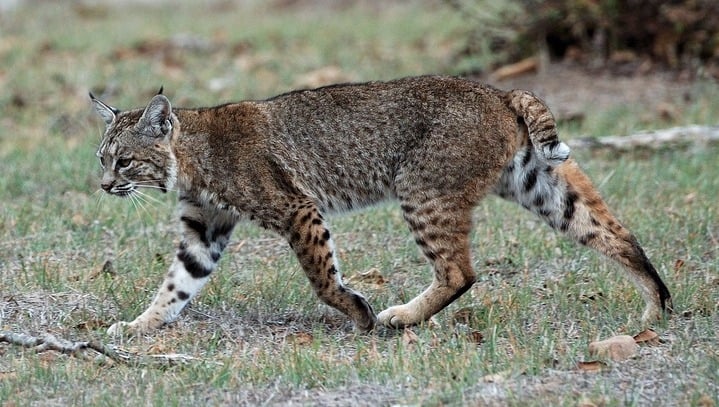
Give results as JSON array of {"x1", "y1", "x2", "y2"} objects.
[
  {"x1": 0, "y1": 330, "x2": 211, "y2": 366},
  {"x1": 570, "y1": 125, "x2": 719, "y2": 150}
]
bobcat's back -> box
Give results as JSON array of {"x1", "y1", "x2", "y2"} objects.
[{"x1": 248, "y1": 76, "x2": 541, "y2": 213}]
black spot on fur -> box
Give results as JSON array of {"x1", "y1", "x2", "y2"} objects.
[
  {"x1": 322, "y1": 229, "x2": 331, "y2": 241},
  {"x1": 579, "y1": 232, "x2": 598, "y2": 246},
  {"x1": 400, "y1": 204, "x2": 416, "y2": 214},
  {"x1": 181, "y1": 216, "x2": 208, "y2": 246},
  {"x1": 178, "y1": 248, "x2": 212, "y2": 279},
  {"x1": 405, "y1": 217, "x2": 425, "y2": 232},
  {"x1": 563, "y1": 190, "x2": 578, "y2": 220},
  {"x1": 533, "y1": 195, "x2": 545, "y2": 208},
  {"x1": 177, "y1": 291, "x2": 190, "y2": 301},
  {"x1": 210, "y1": 222, "x2": 234, "y2": 243},
  {"x1": 267, "y1": 159, "x2": 300, "y2": 194},
  {"x1": 521, "y1": 148, "x2": 533, "y2": 166},
  {"x1": 425, "y1": 250, "x2": 437, "y2": 261},
  {"x1": 523, "y1": 167, "x2": 538, "y2": 192},
  {"x1": 312, "y1": 218, "x2": 322, "y2": 225},
  {"x1": 167, "y1": 283, "x2": 175, "y2": 291}
]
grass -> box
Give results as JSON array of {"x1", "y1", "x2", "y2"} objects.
[{"x1": 1, "y1": 1, "x2": 718, "y2": 406}]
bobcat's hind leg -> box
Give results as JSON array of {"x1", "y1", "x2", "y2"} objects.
[
  {"x1": 286, "y1": 199, "x2": 376, "y2": 332},
  {"x1": 494, "y1": 153, "x2": 672, "y2": 324},
  {"x1": 108, "y1": 198, "x2": 237, "y2": 336},
  {"x1": 378, "y1": 197, "x2": 476, "y2": 328}
]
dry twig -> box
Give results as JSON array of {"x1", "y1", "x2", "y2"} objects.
[
  {"x1": 571, "y1": 125, "x2": 719, "y2": 151},
  {"x1": 0, "y1": 330, "x2": 209, "y2": 366}
]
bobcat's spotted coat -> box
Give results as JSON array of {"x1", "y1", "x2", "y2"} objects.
[{"x1": 89, "y1": 76, "x2": 671, "y2": 335}]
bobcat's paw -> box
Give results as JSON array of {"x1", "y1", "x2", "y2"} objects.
[
  {"x1": 107, "y1": 321, "x2": 132, "y2": 337},
  {"x1": 377, "y1": 305, "x2": 420, "y2": 329},
  {"x1": 107, "y1": 319, "x2": 157, "y2": 337}
]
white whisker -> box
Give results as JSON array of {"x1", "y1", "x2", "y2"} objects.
[
  {"x1": 134, "y1": 189, "x2": 165, "y2": 210},
  {"x1": 93, "y1": 189, "x2": 106, "y2": 213}
]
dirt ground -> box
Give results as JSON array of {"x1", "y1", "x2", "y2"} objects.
[{"x1": 480, "y1": 62, "x2": 697, "y2": 126}]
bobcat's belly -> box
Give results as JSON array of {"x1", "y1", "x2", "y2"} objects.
[{"x1": 308, "y1": 171, "x2": 395, "y2": 213}]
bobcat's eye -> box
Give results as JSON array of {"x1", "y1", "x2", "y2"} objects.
[{"x1": 116, "y1": 158, "x2": 132, "y2": 169}]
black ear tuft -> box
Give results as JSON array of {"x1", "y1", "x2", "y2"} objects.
[
  {"x1": 157, "y1": 86, "x2": 164, "y2": 95},
  {"x1": 90, "y1": 93, "x2": 120, "y2": 125}
]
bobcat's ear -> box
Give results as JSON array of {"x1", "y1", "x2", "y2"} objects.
[
  {"x1": 89, "y1": 92, "x2": 119, "y2": 126},
  {"x1": 139, "y1": 94, "x2": 173, "y2": 137}
]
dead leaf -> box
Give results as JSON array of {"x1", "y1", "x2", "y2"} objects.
[
  {"x1": 286, "y1": 332, "x2": 313, "y2": 346},
  {"x1": 0, "y1": 371, "x2": 17, "y2": 381},
  {"x1": 674, "y1": 259, "x2": 685, "y2": 272},
  {"x1": 577, "y1": 397, "x2": 599, "y2": 407},
  {"x1": 491, "y1": 57, "x2": 538, "y2": 81},
  {"x1": 346, "y1": 268, "x2": 386, "y2": 287},
  {"x1": 39, "y1": 351, "x2": 60, "y2": 364},
  {"x1": 697, "y1": 394, "x2": 716, "y2": 407},
  {"x1": 481, "y1": 369, "x2": 512, "y2": 383},
  {"x1": 588, "y1": 335, "x2": 638, "y2": 361},
  {"x1": 71, "y1": 213, "x2": 87, "y2": 226},
  {"x1": 402, "y1": 328, "x2": 419, "y2": 346},
  {"x1": 74, "y1": 319, "x2": 109, "y2": 331},
  {"x1": 656, "y1": 102, "x2": 678, "y2": 122},
  {"x1": 147, "y1": 342, "x2": 173, "y2": 354},
  {"x1": 633, "y1": 329, "x2": 660, "y2": 346},
  {"x1": 577, "y1": 360, "x2": 607, "y2": 372},
  {"x1": 467, "y1": 330, "x2": 484, "y2": 345},
  {"x1": 293, "y1": 65, "x2": 354, "y2": 89},
  {"x1": 452, "y1": 307, "x2": 473, "y2": 324}
]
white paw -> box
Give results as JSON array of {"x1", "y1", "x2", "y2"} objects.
[
  {"x1": 378, "y1": 305, "x2": 415, "y2": 329},
  {"x1": 107, "y1": 321, "x2": 131, "y2": 336}
]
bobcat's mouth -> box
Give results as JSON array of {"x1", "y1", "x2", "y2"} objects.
[{"x1": 103, "y1": 182, "x2": 135, "y2": 198}]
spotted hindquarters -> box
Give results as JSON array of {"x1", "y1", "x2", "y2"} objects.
[{"x1": 494, "y1": 151, "x2": 672, "y2": 323}]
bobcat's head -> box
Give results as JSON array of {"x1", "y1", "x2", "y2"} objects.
[{"x1": 90, "y1": 92, "x2": 178, "y2": 197}]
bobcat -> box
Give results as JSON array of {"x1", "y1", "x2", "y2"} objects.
[{"x1": 90, "y1": 75, "x2": 671, "y2": 335}]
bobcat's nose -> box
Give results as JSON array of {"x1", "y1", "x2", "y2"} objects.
[{"x1": 101, "y1": 180, "x2": 114, "y2": 192}]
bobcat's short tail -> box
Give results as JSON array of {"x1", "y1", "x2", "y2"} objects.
[{"x1": 505, "y1": 89, "x2": 570, "y2": 166}]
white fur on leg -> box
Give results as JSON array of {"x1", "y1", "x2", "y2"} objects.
[{"x1": 107, "y1": 256, "x2": 211, "y2": 336}]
